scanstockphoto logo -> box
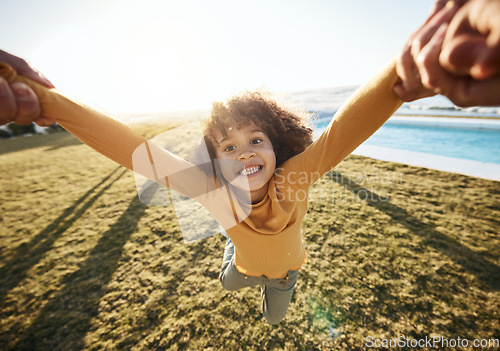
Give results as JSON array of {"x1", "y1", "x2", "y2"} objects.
[
  {"x1": 327, "y1": 169, "x2": 404, "y2": 187},
  {"x1": 326, "y1": 170, "x2": 403, "y2": 204},
  {"x1": 366, "y1": 335, "x2": 500, "y2": 349},
  {"x1": 273, "y1": 169, "x2": 403, "y2": 204},
  {"x1": 271, "y1": 168, "x2": 403, "y2": 203},
  {"x1": 311, "y1": 170, "x2": 403, "y2": 204}
]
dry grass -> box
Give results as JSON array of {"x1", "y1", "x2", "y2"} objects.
[{"x1": 0, "y1": 125, "x2": 499, "y2": 350}]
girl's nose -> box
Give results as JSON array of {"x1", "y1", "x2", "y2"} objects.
[{"x1": 238, "y1": 149, "x2": 256, "y2": 160}]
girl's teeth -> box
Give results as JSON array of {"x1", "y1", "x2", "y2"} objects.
[{"x1": 241, "y1": 166, "x2": 260, "y2": 176}]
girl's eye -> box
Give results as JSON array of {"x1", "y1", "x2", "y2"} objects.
[
  {"x1": 224, "y1": 145, "x2": 236, "y2": 152},
  {"x1": 251, "y1": 138, "x2": 262, "y2": 145}
]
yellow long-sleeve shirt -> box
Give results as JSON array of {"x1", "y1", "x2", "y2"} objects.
[{"x1": 0, "y1": 61, "x2": 402, "y2": 279}]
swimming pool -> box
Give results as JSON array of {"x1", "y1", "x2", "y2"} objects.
[{"x1": 315, "y1": 120, "x2": 500, "y2": 165}]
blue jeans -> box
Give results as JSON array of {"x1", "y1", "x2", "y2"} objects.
[{"x1": 219, "y1": 238, "x2": 299, "y2": 325}]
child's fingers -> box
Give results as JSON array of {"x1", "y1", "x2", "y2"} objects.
[
  {"x1": 416, "y1": 24, "x2": 451, "y2": 93},
  {"x1": 396, "y1": 40, "x2": 420, "y2": 88}
]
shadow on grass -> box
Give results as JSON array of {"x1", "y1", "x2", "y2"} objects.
[
  {"x1": 334, "y1": 172, "x2": 500, "y2": 291},
  {"x1": 44, "y1": 133, "x2": 83, "y2": 151},
  {"x1": 0, "y1": 166, "x2": 126, "y2": 304},
  {"x1": 0, "y1": 132, "x2": 82, "y2": 156},
  {"x1": 11, "y1": 195, "x2": 148, "y2": 351}
]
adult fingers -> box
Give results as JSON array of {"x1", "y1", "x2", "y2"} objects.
[
  {"x1": 10, "y1": 81, "x2": 41, "y2": 125},
  {"x1": 470, "y1": 0, "x2": 500, "y2": 79},
  {"x1": 441, "y1": 0, "x2": 500, "y2": 79},
  {"x1": 0, "y1": 76, "x2": 16, "y2": 125},
  {"x1": 410, "y1": 4, "x2": 459, "y2": 60},
  {"x1": 0, "y1": 50, "x2": 54, "y2": 88},
  {"x1": 446, "y1": 76, "x2": 500, "y2": 107},
  {"x1": 417, "y1": 21, "x2": 500, "y2": 107},
  {"x1": 471, "y1": 45, "x2": 500, "y2": 80},
  {"x1": 13, "y1": 62, "x2": 55, "y2": 125},
  {"x1": 440, "y1": 34, "x2": 488, "y2": 76},
  {"x1": 441, "y1": 32, "x2": 500, "y2": 80},
  {"x1": 16, "y1": 64, "x2": 54, "y2": 89},
  {"x1": 429, "y1": 0, "x2": 449, "y2": 16}
]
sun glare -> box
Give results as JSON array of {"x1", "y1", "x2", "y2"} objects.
[
  {"x1": 104, "y1": 4, "x2": 237, "y2": 113},
  {"x1": 32, "y1": 1, "x2": 237, "y2": 114}
]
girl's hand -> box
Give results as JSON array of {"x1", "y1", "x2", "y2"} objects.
[{"x1": 0, "y1": 50, "x2": 55, "y2": 126}]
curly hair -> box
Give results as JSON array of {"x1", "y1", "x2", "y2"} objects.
[{"x1": 202, "y1": 91, "x2": 314, "y2": 167}]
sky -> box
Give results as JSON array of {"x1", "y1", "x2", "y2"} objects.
[{"x1": 1, "y1": 0, "x2": 435, "y2": 114}]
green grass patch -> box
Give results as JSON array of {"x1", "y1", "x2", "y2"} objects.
[{"x1": 1, "y1": 125, "x2": 499, "y2": 350}]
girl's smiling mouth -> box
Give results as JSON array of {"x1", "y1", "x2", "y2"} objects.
[{"x1": 238, "y1": 164, "x2": 263, "y2": 176}]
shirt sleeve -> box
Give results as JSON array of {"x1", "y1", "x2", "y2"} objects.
[
  {"x1": 279, "y1": 60, "x2": 403, "y2": 186},
  {"x1": 0, "y1": 62, "x2": 216, "y2": 200}
]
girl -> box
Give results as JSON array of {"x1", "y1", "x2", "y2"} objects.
[{"x1": 0, "y1": 59, "x2": 402, "y2": 324}]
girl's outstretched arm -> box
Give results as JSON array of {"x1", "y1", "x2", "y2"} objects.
[
  {"x1": 0, "y1": 62, "x2": 210, "y2": 196},
  {"x1": 0, "y1": 62, "x2": 249, "y2": 229},
  {"x1": 285, "y1": 60, "x2": 404, "y2": 183}
]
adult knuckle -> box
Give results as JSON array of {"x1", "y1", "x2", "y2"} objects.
[
  {"x1": 16, "y1": 103, "x2": 41, "y2": 125},
  {"x1": 423, "y1": 75, "x2": 439, "y2": 89},
  {"x1": 0, "y1": 99, "x2": 16, "y2": 121},
  {"x1": 416, "y1": 50, "x2": 432, "y2": 70},
  {"x1": 412, "y1": 35, "x2": 425, "y2": 55}
]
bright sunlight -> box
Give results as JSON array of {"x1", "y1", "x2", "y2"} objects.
[{"x1": 31, "y1": 1, "x2": 236, "y2": 114}]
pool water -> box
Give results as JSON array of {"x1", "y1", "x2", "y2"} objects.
[{"x1": 315, "y1": 121, "x2": 500, "y2": 165}]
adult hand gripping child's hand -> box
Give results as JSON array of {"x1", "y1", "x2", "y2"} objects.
[
  {"x1": 393, "y1": 0, "x2": 464, "y2": 102},
  {"x1": 0, "y1": 49, "x2": 55, "y2": 126},
  {"x1": 416, "y1": 0, "x2": 500, "y2": 107},
  {"x1": 394, "y1": 0, "x2": 500, "y2": 107}
]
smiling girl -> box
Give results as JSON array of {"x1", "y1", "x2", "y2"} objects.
[{"x1": 0, "y1": 58, "x2": 402, "y2": 324}]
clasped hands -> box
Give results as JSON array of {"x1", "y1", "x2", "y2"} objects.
[
  {"x1": 394, "y1": 0, "x2": 500, "y2": 107},
  {"x1": 0, "y1": 50, "x2": 54, "y2": 126}
]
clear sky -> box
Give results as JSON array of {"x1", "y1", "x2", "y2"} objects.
[{"x1": 1, "y1": 0, "x2": 435, "y2": 114}]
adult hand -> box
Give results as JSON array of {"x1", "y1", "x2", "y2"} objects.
[
  {"x1": 420, "y1": 0, "x2": 500, "y2": 106},
  {"x1": 414, "y1": 18, "x2": 500, "y2": 107},
  {"x1": 440, "y1": 0, "x2": 500, "y2": 80},
  {"x1": 394, "y1": 0, "x2": 464, "y2": 102},
  {"x1": 395, "y1": 0, "x2": 500, "y2": 107},
  {"x1": 0, "y1": 50, "x2": 55, "y2": 126}
]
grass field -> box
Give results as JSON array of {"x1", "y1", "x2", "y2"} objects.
[{"x1": 0, "y1": 125, "x2": 499, "y2": 350}]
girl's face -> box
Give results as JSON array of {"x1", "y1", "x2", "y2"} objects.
[{"x1": 213, "y1": 121, "x2": 276, "y2": 203}]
